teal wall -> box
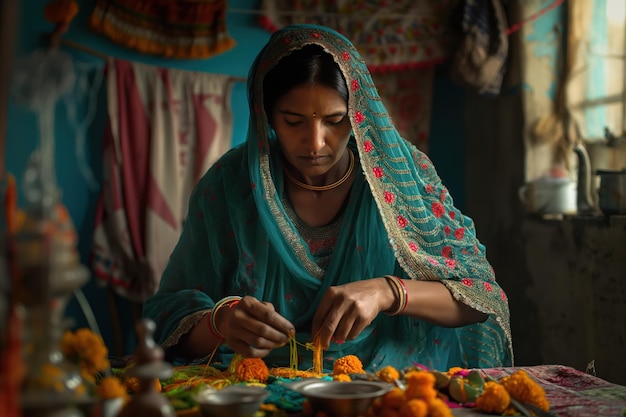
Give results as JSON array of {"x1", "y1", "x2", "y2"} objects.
[{"x1": 6, "y1": 0, "x2": 466, "y2": 355}]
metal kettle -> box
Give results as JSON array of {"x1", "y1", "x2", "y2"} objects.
[{"x1": 573, "y1": 142, "x2": 595, "y2": 214}]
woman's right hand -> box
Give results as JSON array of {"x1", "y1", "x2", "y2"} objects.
[{"x1": 217, "y1": 296, "x2": 295, "y2": 358}]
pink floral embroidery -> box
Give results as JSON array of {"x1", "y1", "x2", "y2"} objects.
[
  {"x1": 397, "y1": 215, "x2": 408, "y2": 228},
  {"x1": 428, "y1": 257, "x2": 439, "y2": 266},
  {"x1": 342, "y1": 51, "x2": 351, "y2": 61},
  {"x1": 384, "y1": 191, "x2": 395, "y2": 204},
  {"x1": 484, "y1": 282, "x2": 493, "y2": 292},
  {"x1": 281, "y1": 37, "x2": 292, "y2": 44},
  {"x1": 462, "y1": 278, "x2": 474, "y2": 287},
  {"x1": 363, "y1": 140, "x2": 373, "y2": 152},
  {"x1": 373, "y1": 167, "x2": 384, "y2": 178},
  {"x1": 444, "y1": 259, "x2": 456, "y2": 269},
  {"x1": 420, "y1": 163, "x2": 429, "y2": 169},
  {"x1": 408, "y1": 242, "x2": 419, "y2": 252},
  {"x1": 454, "y1": 228, "x2": 465, "y2": 240},
  {"x1": 425, "y1": 184, "x2": 433, "y2": 193},
  {"x1": 440, "y1": 189, "x2": 447, "y2": 202},
  {"x1": 250, "y1": 182, "x2": 256, "y2": 190},
  {"x1": 351, "y1": 79, "x2": 359, "y2": 92},
  {"x1": 258, "y1": 139, "x2": 264, "y2": 149},
  {"x1": 449, "y1": 211, "x2": 456, "y2": 220},
  {"x1": 432, "y1": 202, "x2": 445, "y2": 218},
  {"x1": 442, "y1": 246, "x2": 452, "y2": 258},
  {"x1": 354, "y1": 111, "x2": 365, "y2": 124},
  {"x1": 501, "y1": 290, "x2": 507, "y2": 301},
  {"x1": 311, "y1": 32, "x2": 321, "y2": 39},
  {"x1": 444, "y1": 225, "x2": 451, "y2": 236}
]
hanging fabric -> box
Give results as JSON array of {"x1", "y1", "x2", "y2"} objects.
[
  {"x1": 258, "y1": 0, "x2": 452, "y2": 72},
  {"x1": 89, "y1": 0, "x2": 236, "y2": 59},
  {"x1": 92, "y1": 59, "x2": 234, "y2": 302}
]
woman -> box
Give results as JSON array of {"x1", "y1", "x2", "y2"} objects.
[{"x1": 143, "y1": 24, "x2": 513, "y2": 372}]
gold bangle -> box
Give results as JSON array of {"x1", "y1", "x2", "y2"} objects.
[{"x1": 383, "y1": 275, "x2": 408, "y2": 316}]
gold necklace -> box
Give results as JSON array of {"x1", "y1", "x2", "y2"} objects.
[{"x1": 283, "y1": 150, "x2": 355, "y2": 192}]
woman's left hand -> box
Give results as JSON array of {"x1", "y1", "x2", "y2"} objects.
[{"x1": 311, "y1": 277, "x2": 395, "y2": 349}]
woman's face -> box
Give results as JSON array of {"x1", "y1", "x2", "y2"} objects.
[{"x1": 271, "y1": 83, "x2": 352, "y2": 183}]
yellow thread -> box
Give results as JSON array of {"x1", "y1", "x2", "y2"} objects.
[{"x1": 289, "y1": 337, "x2": 298, "y2": 370}]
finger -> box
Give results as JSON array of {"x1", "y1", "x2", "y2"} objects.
[
  {"x1": 311, "y1": 290, "x2": 338, "y2": 346},
  {"x1": 314, "y1": 307, "x2": 342, "y2": 349},
  {"x1": 243, "y1": 299, "x2": 295, "y2": 339},
  {"x1": 236, "y1": 326, "x2": 290, "y2": 350}
]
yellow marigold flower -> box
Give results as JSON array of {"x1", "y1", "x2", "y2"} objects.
[
  {"x1": 332, "y1": 355, "x2": 364, "y2": 375},
  {"x1": 333, "y1": 373, "x2": 352, "y2": 382},
  {"x1": 427, "y1": 397, "x2": 454, "y2": 417},
  {"x1": 97, "y1": 376, "x2": 129, "y2": 400},
  {"x1": 381, "y1": 387, "x2": 406, "y2": 409},
  {"x1": 234, "y1": 357, "x2": 269, "y2": 383},
  {"x1": 476, "y1": 381, "x2": 510, "y2": 414},
  {"x1": 398, "y1": 398, "x2": 428, "y2": 417},
  {"x1": 377, "y1": 366, "x2": 401, "y2": 383},
  {"x1": 501, "y1": 370, "x2": 550, "y2": 411}
]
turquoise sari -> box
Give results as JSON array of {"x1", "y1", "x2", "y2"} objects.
[{"x1": 143, "y1": 24, "x2": 513, "y2": 372}]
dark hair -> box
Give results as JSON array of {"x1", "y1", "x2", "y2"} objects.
[{"x1": 263, "y1": 44, "x2": 348, "y2": 120}]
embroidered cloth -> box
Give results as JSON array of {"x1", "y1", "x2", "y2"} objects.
[{"x1": 89, "y1": 0, "x2": 236, "y2": 59}]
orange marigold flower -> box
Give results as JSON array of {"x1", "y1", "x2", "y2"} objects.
[
  {"x1": 97, "y1": 376, "x2": 129, "y2": 400},
  {"x1": 476, "y1": 381, "x2": 510, "y2": 414},
  {"x1": 404, "y1": 371, "x2": 437, "y2": 401},
  {"x1": 333, "y1": 373, "x2": 352, "y2": 382},
  {"x1": 234, "y1": 357, "x2": 269, "y2": 383},
  {"x1": 447, "y1": 367, "x2": 465, "y2": 376},
  {"x1": 427, "y1": 398, "x2": 454, "y2": 417},
  {"x1": 501, "y1": 370, "x2": 550, "y2": 411},
  {"x1": 381, "y1": 387, "x2": 406, "y2": 409},
  {"x1": 398, "y1": 398, "x2": 428, "y2": 417},
  {"x1": 332, "y1": 355, "x2": 364, "y2": 375},
  {"x1": 377, "y1": 366, "x2": 401, "y2": 383}
]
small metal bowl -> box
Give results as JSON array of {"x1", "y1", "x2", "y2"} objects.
[
  {"x1": 287, "y1": 379, "x2": 393, "y2": 417},
  {"x1": 192, "y1": 385, "x2": 269, "y2": 417}
]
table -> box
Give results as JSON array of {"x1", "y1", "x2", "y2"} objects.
[{"x1": 169, "y1": 364, "x2": 626, "y2": 417}]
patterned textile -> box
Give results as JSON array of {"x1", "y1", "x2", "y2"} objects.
[
  {"x1": 259, "y1": 1, "x2": 439, "y2": 151},
  {"x1": 92, "y1": 59, "x2": 233, "y2": 302},
  {"x1": 259, "y1": 0, "x2": 454, "y2": 72},
  {"x1": 484, "y1": 365, "x2": 626, "y2": 417},
  {"x1": 143, "y1": 25, "x2": 512, "y2": 372},
  {"x1": 371, "y1": 68, "x2": 435, "y2": 152},
  {"x1": 89, "y1": 0, "x2": 235, "y2": 59}
]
